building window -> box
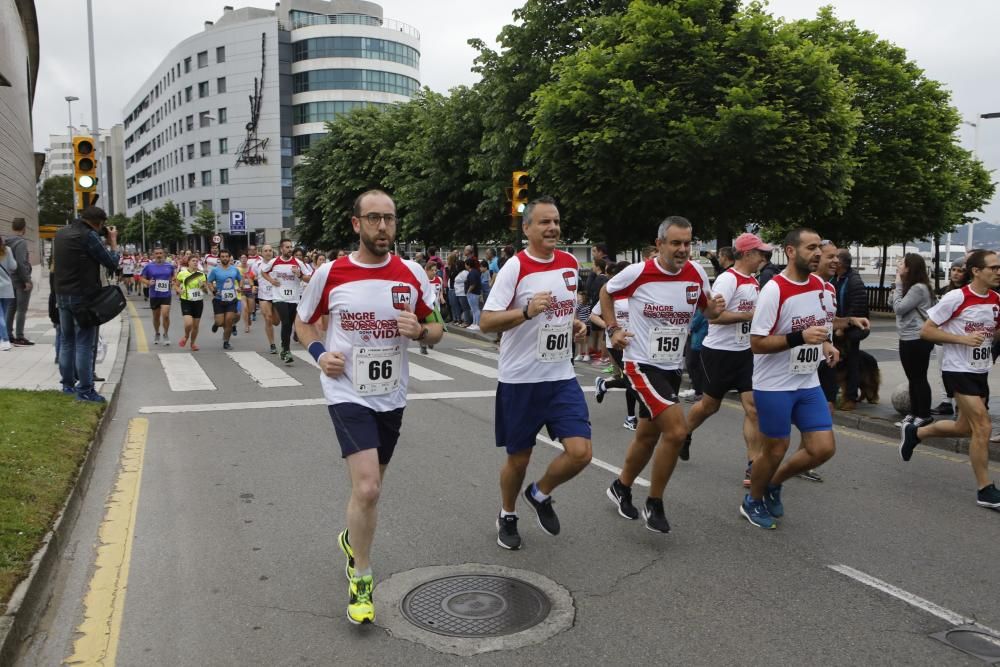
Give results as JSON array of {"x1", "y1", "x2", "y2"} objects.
[
  {"x1": 200, "y1": 140, "x2": 211, "y2": 157},
  {"x1": 187, "y1": 144, "x2": 195, "y2": 159},
  {"x1": 292, "y1": 133, "x2": 324, "y2": 156},
  {"x1": 201, "y1": 170, "x2": 212, "y2": 186},
  {"x1": 292, "y1": 37, "x2": 420, "y2": 69},
  {"x1": 217, "y1": 108, "x2": 227, "y2": 124},
  {"x1": 189, "y1": 200, "x2": 198, "y2": 215},
  {"x1": 188, "y1": 173, "x2": 196, "y2": 188},
  {"x1": 221, "y1": 198, "x2": 230, "y2": 214},
  {"x1": 186, "y1": 115, "x2": 194, "y2": 131},
  {"x1": 219, "y1": 168, "x2": 229, "y2": 185},
  {"x1": 199, "y1": 111, "x2": 211, "y2": 128},
  {"x1": 202, "y1": 199, "x2": 212, "y2": 212},
  {"x1": 291, "y1": 69, "x2": 420, "y2": 97},
  {"x1": 198, "y1": 81, "x2": 209, "y2": 98},
  {"x1": 216, "y1": 46, "x2": 226, "y2": 63},
  {"x1": 293, "y1": 100, "x2": 388, "y2": 124},
  {"x1": 184, "y1": 57, "x2": 192, "y2": 73},
  {"x1": 216, "y1": 77, "x2": 226, "y2": 94},
  {"x1": 197, "y1": 51, "x2": 208, "y2": 68},
  {"x1": 185, "y1": 86, "x2": 192, "y2": 102},
  {"x1": 219, "y1": 137, "x2": 228, "y2": 154}
]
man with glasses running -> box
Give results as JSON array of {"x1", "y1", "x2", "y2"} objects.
[
  {"x1": 262, "y1": 239, "x2": 312, "y2": 364},
  {"x1": 296, "y1": 190, "x2": 443, "y2": 624},
  {"x1": 603, "y1": 216, "x2": 724, "y2": 533},
  {"x1": 900, "y1": 249, "x2": 1000, "y2": 509}
]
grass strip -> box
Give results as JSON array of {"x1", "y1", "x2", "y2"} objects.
[{"x1": 0, "y1": 390, "x2": 104, "y2": 612}]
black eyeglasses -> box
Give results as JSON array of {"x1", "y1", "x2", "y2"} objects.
[{"x1": 359, "y1": 212, "x2": 397, "y2": 226}]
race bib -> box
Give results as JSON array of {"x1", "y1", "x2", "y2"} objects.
[
  {"x1": 536, "y1": 321, "x2": 572, "y2": 362},
  {"x1": 969, "y1": 341, "x2": 992, "y2": 371},
  {"x1": 735, "y1": 321, "x2": 751, "y2": 347},
  {"x1": 353, "y1": 345, "x2": 402, "y2": 396},
  {"x1": 282, "y1": 287, "x2": 295, "y2": 298},
  {"x1": 789, "y1": 344, "x2": 822, "y2": 374},
  {"x1": 220, "y1": 289, "x2": 236, "y2": 301},
  {"x1": 649, "y1": 325, "x2": 686, "y2": 363},
  {"x1": 154, "y1": 279, "x2": 169, "y2": 292},
  {"x1": 187, "y1": 288, "x2": 203, "y2": 300}
]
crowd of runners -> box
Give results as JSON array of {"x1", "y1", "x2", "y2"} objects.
[{"x1": 113, "y1": 190, "x2": 1000, "y2": 626}]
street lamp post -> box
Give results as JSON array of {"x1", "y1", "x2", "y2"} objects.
[
  {"x1": 65, "y1": 95, "x2": 79, "y2": 216},
  {"x1": 204, "y1": 115, "x2": 220, "y2": 236},
  {"x1": 963, "y1": 112, "x2": 1000, "y2": 253}
]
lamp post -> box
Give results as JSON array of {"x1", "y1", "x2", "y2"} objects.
[
  {"x1": 962, "y1": 112, "x2": 1000, "y2": 253},
  {"x1": 65, "y1": 96, "x2": 79, "y2": 216},
  {"x1": 204, "y1": 115, "x2": 220, "y2": 235}
]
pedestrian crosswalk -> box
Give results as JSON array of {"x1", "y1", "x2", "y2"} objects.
[{"x1": 153, "y1": 346, "x2": 510, "y2": 392}]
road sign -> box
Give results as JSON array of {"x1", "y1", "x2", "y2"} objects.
[
  {"x1": 229, "y1": 210, "x2": 246, "y2": 234},
  {"x1": 212, "y1": 234, "x2": 222, "y2": 244}
]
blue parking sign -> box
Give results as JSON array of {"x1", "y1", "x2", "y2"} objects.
[{"x1": 229, "y1": 210, "x2": 246, "y2": 234}]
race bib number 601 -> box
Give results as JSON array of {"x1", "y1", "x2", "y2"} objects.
[{"x1": 536, "y1": 321, "x2": 572, "y2": 362}]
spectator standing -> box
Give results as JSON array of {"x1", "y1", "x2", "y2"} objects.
[
  {"x1": 499, "y1": 245, "x2": 515, "y2": 270},
  {"x1": 465, "y1": 257, "x2": 482, "y2": 330},
  {"x1": 833, "y1": 249, "x2": 870, "y2": 410},
  {"x1": 574, "y1": 290, "x2": 592, "y2": 361},
  {"x1": 479, "y1": 259, "x2": 492, "y2": 301},
  {"x1": 4, "y1": 217, "x2": 34, "y2": 345},
  {"x1": 892, "y1": 253, "x2": 936, "y2": 428},
  {"x1": 486, "y1": 248, "x2": 500, "y2": 278},
  {"x1": 446, "y1": 251, "x2": 462, "y2": 324},
  {"x1": 586, "y1": 258, "x2": 609, "y2": 361},
  {"x1": 705, "y1": 246, "x2": 735, "y2": 276},
  {"x1": 52, "y1": 206, "x2": 120, "y2": 402},
  {"x1": 0, "y1": 236, "x2": 17, "y2": 350},
  {"x1": 454, "y1": 259, "x2": 470, "y2": 326},
  {"x1": 756, "y1": 249, "x2": 783, "y2": 288}
]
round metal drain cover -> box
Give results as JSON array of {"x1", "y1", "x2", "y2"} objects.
[
  {"x1": 944, "y1": 629, "x2": 1000, "y2": 658},
  {"x1": 401, "y1": 575, "x2": 551, "y2": 637}
]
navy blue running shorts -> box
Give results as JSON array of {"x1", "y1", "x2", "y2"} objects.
[
  {"x1": 327, "y1": 403, "x2": 405, "y2": 464},
  {"x1": 495, "y1": 379, "x2": 591, "y2": 455},
  {"x1": 753, "y1": 386, "x2": 833, "y2": 439}
]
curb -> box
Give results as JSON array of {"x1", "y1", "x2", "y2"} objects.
[
  {"x1": 444, "y1": 323, "x2": 496, "y2": 344},
  {"x1": 0, "y1": 313, "x2": 131, "y2": 666}
]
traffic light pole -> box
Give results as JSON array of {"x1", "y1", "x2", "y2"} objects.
[{"x1": 86, "y1": 0, "x2": 101, "y2": 209}]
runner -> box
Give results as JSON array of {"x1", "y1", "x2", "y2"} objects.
[
  {"x1": 175, "y1": 253, "x2": 207, "y2": 351},
  {"x1": 140, "y1": 247, "x2": 176, "y2": 346},
  {"x1": 256, "y1": 244, "x2": 279, "y2": 354},
  {"x1": 295, "y1": 189, "x2": 444, "y2": 625},
  {"x1": 238, "y1": 254, "x2": 257, "y2": 334},
  {"x1": 602, "y1": 217, "x2": 724, "y2": 533},
  {"x1": 120, "y1": 252, "x2": 137, "y2": 295},
  {"x1": 741, "y1": 228, "x2": 839, "y2": 530},
  {"x1": 591, "y1": 261, "x2": 640, "y2": 430},
  {"x1": 137, "y1": 253, "x2": 151, "y2": 300},
  {"x1": 681, "y1": 233, "x2": 769, "y2": 480},
  {"x1": 247, "y1": 244, "x2": 263, "y2": 323},
  {"x1": 262, "y1": 238, "x2": 313, "y2": 365},
  {"x1": 900, "y1": 249, "x2": 1000, "y2": 509},
  {"x1": 480, "y1": 196, "x2": 593, "y2": 550},
  {"x1": 422, "y1": 261, "x2": 444, "y2": 354},
  {"x1": 206, "y1": 249, "x2": 242, "y2": 350},
  {"x1": 204, "y1": 243, "x2": 221, "y2": 271}
]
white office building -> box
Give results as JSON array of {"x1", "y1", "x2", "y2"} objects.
[{"x1": 122, "y1": 0, "x2": 420, "y2": 248}]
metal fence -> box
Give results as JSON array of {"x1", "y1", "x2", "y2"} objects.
[{"x1": 867, "y1": 286, "x2": 894, "y2": 313}]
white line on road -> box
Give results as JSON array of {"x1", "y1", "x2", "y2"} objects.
[
  {"x1": 536, "y1": 434, "x2": 650, "y2": 488},
  {"x1": 292, "y1": 350, "x2": 320, "y2": 368},
  {"x1": 408, "y1": 361, "x2": 454, "y2": 382},
  {"x1": 158, "y1": 353, "x2": 216, "y2": 392},
  {"x1": 828, "y1": 564, "x2": 1000, "y2": 642},
  {"x1": 422, "y1": 350, "x2": 498, "y2": 378},
  {"x1": 226, "y1": 351, "x2": 301, "y2": 387},
  {"x1": 456, "y1": 347, "x2": 500, "y2": 362}
]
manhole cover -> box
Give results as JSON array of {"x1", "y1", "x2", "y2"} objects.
[
  {"x1": 401, "y1": 575, "x2": 551, "y2": 637},
  {"x1": 931, "y1": 625, "x2": 1000, "y2": 663}
]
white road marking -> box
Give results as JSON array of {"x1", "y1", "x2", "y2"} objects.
[
  {"x1": 456, "y1": 347, "x2": 500, "y2": 362},
  {"x1": 408, "y1": 361, "x2": 453, "y2": 382},
  {"x1": 536, "y1": 434, "x2": 650, "y2": 488},
  {"x1": 828, "y1": 564, "x2": 1000, "y2": 642},
  {"x1": 158, "y1": 353, "x2": 216, "y2": 392},
  {"x1": 422, "y1": 350, "x2": 498, "y2": 378},
  {"x1": 226, "y1": 351, "x2": 301, "y2": 388},
  {"x1": 292, "y1": 350, "x2": 320, "y2": 368}
]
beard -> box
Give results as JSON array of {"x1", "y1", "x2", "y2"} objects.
[{"x1": 361, "y1": 230, "x2": 392, "y2": 257}]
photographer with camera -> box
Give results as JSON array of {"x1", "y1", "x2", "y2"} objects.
[{"x1": 53, "y1": 206, "x2": 121, "y2": 402}]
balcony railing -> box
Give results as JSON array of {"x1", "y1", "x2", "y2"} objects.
[{"x1": 289, "y1": 12, "x2": 420, "y2": 40}]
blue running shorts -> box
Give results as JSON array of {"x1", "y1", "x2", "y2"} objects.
[
  {"x1": 495, "y1": 379, "x2": 591, "y2": 454},
  {"x1": 753, "y1": 386, "x2": 833, "y2": 439}
]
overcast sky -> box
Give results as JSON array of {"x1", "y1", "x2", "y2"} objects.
[{"x1": 30, "y1": 0, "x2": 1000, "y2": 222}]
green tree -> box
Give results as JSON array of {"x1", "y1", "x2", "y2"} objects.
[
  {"x1": 529, "y1": 0, "x2": 858, "y2": 251},
  {"x1": 191, "y1": 205, "x2": 217, "y2": 239},
  {"x1": 37, "y1": 175, "x2": 74, "y2": 226},
  {"x1": 147, "y1": 201, "x2": 185, "y2": 249},
  {"x1": 793, "y1": 9, "x2": 994, "y2": 247}
]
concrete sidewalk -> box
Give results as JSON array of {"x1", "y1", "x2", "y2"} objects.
[{"x1": 0, "y1": 264, "x2": 122, "y2": 392}]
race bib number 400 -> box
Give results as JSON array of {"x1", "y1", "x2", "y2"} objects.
[
  {"x1": 789, "y1": 344, "x2": 822, "y2": 374},
  {"x1": 649, "y1": 325, "x2": 686, "y2": 363},
  {"x1": 353, "y1": 345, "x2": 402, "y2": 395},
  {"x1": 536, "y1": 321, "x2": 572, "y2": 362},
  {"x1": 970, "y1": 341, "x2": 992, "y2": 371}
]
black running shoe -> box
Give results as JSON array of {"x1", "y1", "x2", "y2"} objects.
[
  {"x1": 643, "y1": 497, "x2": 671, "y2": 533},
  {"x1": 211, "y1": 323, "x2": 219, "y2": 333},
  {"x1": 606, "y1": 479, "x2": 639, "y2": 520},
  {"x1": 679, "y1": 434, "x2": 692, "y2": 461},
  {"x1": 594, "y1": 377, "x2": 608, "y2": 404},
  {"x1": 977, "y1": 483, "x2": 1000, "y2": 509},
  {"x1": 899, "y1": 422, "x2": 920, "y2": 462},
  {"x1": 496, "y1": 514, "x2": 522, "y2": 550},
  {"x1": 523, "y1": 484, "x2": 560, "y2": 536},
  {"x1": 930, "y1": 402, "x2": 954, "y2": 416}
]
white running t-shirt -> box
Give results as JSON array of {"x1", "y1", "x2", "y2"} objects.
[
  {"x1": 927, "y1": 285, "x2": 1000, "y2": 374},
  {"x1": 263, "y1": 256, "x2": 313, "y2": 304},
  {"x1": 703, "y1": 268, "x2": 759, "y2": 352}
]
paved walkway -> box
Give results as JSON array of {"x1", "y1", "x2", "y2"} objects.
[{"x1": 0, "y1": 265, "x2": 122, "y2": 392}]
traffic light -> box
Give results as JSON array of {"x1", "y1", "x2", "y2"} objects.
[
  {"x1": 73, "y1": 136, "x2": 98, "y2": 210},
  {"x1": 511, "y1": 171, "x2": 530, "y2": 217}
]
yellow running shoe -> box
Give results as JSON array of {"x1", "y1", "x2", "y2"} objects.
[
  {"x1": 347, "y1": 574, "x2": 375, "y2": 625},
  {"x1": 338, "y1": 529, "x2": 356, "y2": 580}
]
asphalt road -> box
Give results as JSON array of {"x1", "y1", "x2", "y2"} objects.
[{"x1": 19, "y1": 297, "x2": 1000, "y2": 666}]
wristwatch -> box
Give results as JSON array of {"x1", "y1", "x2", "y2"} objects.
[
  {"x1": 522, "y1": 305, "x2": 533, "y2": 321},
  {"x1": 606, "y1": 325, "x2": 621, "y2": 337},
  {"x1": 416, "y1": 326, "x2": 429, "y2": 341}
]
